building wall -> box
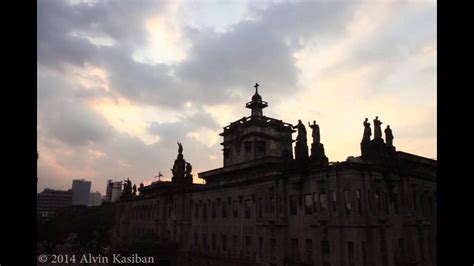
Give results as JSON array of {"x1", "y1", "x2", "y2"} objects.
[
  {"x1": 89, "y1": 191, "x2": 103, "y2": 206},
  {"x1": 72, "y1": 179, "x2": 91, "y2": 206},
  {"x1": 37, "y1": 189, "x2": 73, "y2": 220},
  {"x1": 113, "y1": 162, "x2": 436, "y2": 266}
]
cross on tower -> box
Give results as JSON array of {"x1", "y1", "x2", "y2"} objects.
[{"x1": 254, "y1": 83, "x2": 259, "y2": 93}]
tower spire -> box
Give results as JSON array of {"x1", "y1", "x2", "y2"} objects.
[{"x1": 246, "y1": 82, "x2": 268, "y2": 117}]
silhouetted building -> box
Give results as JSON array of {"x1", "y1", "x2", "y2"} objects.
[
  {"x1": 112, "y1": 85, "x2": 437, "y2": 266},
  {"x1": 71, "y1": 179, "x2": 91, "y2": 206},
  {"x1": 89, "y1": 191, "x2": 103, "y2": 206},
  {"x1": 37, "y1": 188, "x2": 73, "y2": 221},
  {"x1": 105, "y1": 179, "x2": 122, "y2": 202}
]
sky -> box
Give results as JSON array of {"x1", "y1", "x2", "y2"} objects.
[{"x1": 37, "y1": 0, "x2": 437, "y2": 195}]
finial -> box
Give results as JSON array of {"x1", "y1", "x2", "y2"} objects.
[{"x1": 254, "y1": 83, "x2": 259, "y2": 93}]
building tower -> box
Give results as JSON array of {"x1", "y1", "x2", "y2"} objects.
[
  {"x1": 217, "y1": 83, "x2": 294, "y2": 168},
  {"x1": 245, "y1": 83, "x2": 268, "y2": 117},
  {"x1": 71, "y1": 179, "x2": 91, "y2": 206}
]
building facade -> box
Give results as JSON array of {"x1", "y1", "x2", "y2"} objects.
[
  {"x1": 71, "y1": 179, "x2": 91, "y2": 206},
  {"x1": 89, "y1": 191, "x2": 103, "y2": 206},
  {"x1": 106, "y1": 179, "x2": 123, "y2": 202},
  {"x1": 37, "y1": 188, "x2": 73, "y2": 221},
  {"x1": 112, "y1": 86, "x2": 437, "y2": 266}
]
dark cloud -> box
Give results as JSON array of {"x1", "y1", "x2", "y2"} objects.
[
  {"x1": 147, "y1": 110, "x2": 221, "y2": 141},
  {"x1": 38, "y1": 0, "x2": 361, "y2": 108},
  {"x1": 44, "y1": 103, "x2": 113, "y2": 146},
  {"x1": 38, "y1": 0, "x2": 403, "y2": 193}
]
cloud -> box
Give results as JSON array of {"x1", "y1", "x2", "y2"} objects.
[{"x1": 37, "y1": 0, "x2": 437, "y2": 194}]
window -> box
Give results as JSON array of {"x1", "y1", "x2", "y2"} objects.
[
  {"x1": 222, "y1": 234, "x2": 227, "y2": 251},
  {"x1": 383, "y1": 192, "x2": 389, "y2": 214},
  {"x1": 202, "y1": 233, "x2": 207, "y2": 248},
  {"x1": 368, "y1": 189, "x2": 373, "y2": 213},
  {"x1": 244, "y1": 142, "x2": 251, "y2": 152},
  {"x1": 347, "y1": 241, "x2": 355, "y2": 266},
  {"x1": 362, "y1": 241, "x2": 367, "y2": 266},
  {"x1": 245, "y1": 199, "x2": 251, "y2": 219},
  {"x1": 421, "y1": 192, "x2": 426, "y2": 216},
  {"x1": 233, "y1": 235, "x2": 239, "y2": 250},
  {"x1": 212, "y1": 233, "x2": 216, "y2": 250},
  {"x1": 321, "y1": 240, "x2": 331, "y2": 266},
  {"x1": 305, "y1": 239, "x2": 313, "y2": 262},
  {"x1": 245, "y1": 235, "x2": 251, "y2": 254},
  {"x1": 320, "y1": 192, "x2": 328, "y2": 212},
  {"x1": 412, "y1": 187, "x2": 418, "y2": 212},
  {"x1": 222, "y1": 201, "x2": 227, "y2": 218},
  {"x1": 259, "y1": 236, "x2": 263, "y2": 258},
  {"x1": 331, "y1": 190, "x2": 337, "y2": 212},
  {"x1": 157, "y1": 202, "x2": 161, "y2": 218},
  {"x1": 428, "y1": 194, "x2": 434, "y2": 216},
  {"x1": 269, "y1": 196, "x2": 275, "y2": 214},
  {"x1": 212, "y1": 201, "x2": 217, "y2": 218},
  {"x1": 375, "y1": 190, "x2": 381, "y2": 212},
  {"x1": 194, "y1": 203, "x2": 199, "y2": 220},
  {"x1": 289, "y1": 195, "x2": 298, "y2": 216},
  {"x1": 256, "y1": 141, "x2": 266, "y2": 158},
  {"x1": 194, "y1": 232, "x2": 198, "y2": 247},
  {"x1": 393, "y1": 193, "x2": 400, "y2": 215},
  {"x1": 257, "y1": 198, "x2": 262, "y2": 218},
  {"x1": 233, "y1": 200, "x2": 239, "y2": 218},
  {"x1": 312, "y1": 192, "x2": 318, "y2": 213},
  {"x1": 344, "y1": 190, "x2": 351, "y2": 215},
  {"x1": 270, "y1": 238, "x2": 276, "y2": 259},
  {"x1": 398, "y1": 238, "x2": 406, "y2": 265},
  {"x1": 290, "y1": 238, "x2": 299, "y2": 260},
  {"x1": 381, "y1": 239, "x2": 388, "y2": 266},
  {"x1": 304, "y1": 194, "x2": 312, "y2": 215},
  {"x1": 356, "y1": 190, "x2": 362, "y2": 215},
  {"x1": 202, "y1": 202, "x2": 207, "y2": 221}
]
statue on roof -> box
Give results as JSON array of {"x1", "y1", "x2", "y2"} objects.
[
  {"x1": 308, "y1": 120, "x2": 320, "y2": 144},
  {"x1": 362, "y1": 118, "x2": 371, "y2": 142},
  {"x1": 177, "y1": 141, "x2": 183, "y2": 155},
  {"x1": 373, "y1": 116, "x2": 383, "y2": 140},
  {"x1": 132, "y1": 184, "x2": 137, "y2": 196},
  {"x1": 185, "y1": 162, "x2": 192, "y2": 178},
  {"x1": 293, "y1": 119, "x2": 309, "y2": 161},
  {"x1": 385, "y1": 125, "x2": 394, "y2": 147},
  {"x1": 293, "y1": 119, "x2": 307, "y2": 143}
]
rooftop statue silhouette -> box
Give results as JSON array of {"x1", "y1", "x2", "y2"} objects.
[
  {"x1": 293, "y1": 119, "x2": 308, "y2": 161},
  {"x1": 177, "y1": 141, "x2": 183, "y2": 155},
  {"x1": 362, "y1": 118, "x2": 371, "y2": 142},
  {"x1": 385, "y1": 125, "x2": 394, "y2": 147},
  {"x1": 373, "y1": 116, "x2": 383, "y2": 141},
  {"x1": 308, "y1": 120, "x2": 320, "y2": 144},
  {"x1": 293, "y1": 119, "x2": 307, "y2": 143}
]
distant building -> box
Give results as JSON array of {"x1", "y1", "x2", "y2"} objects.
[
  {"x1": 71, "y1": 179, "x2": 91, "y2": 206},
  {"x1": 37, "y1": 188, "x2": 73, "y2": 221},
  {"x1": 105, "y1": 180, "x2": 122, "y2": 202},
  {"x1": 89, "y1": 191, "x2": 103, "y2": 206}
]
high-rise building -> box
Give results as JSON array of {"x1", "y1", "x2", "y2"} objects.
[
  {"x1": 89, "y1": 191, "x2": 103, "y2": 206},
  {"x1": 71, "y1": 179, "x2": 91, "y2": 206},
  {"x1": 37, "y1": 188, "x2": 73, "y2": 221},
  {"x1": 105, "y1": 179, "x2": 122, "y2": 202}
]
